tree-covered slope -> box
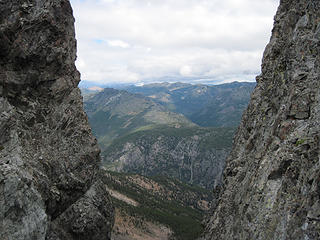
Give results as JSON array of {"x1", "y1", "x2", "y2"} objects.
[
  {"x1": 101, "y1": 170, "x2": 212, "y2": 240},
  {"x1": 84, "y1": 88, "x2": 195, "y2": 150}
]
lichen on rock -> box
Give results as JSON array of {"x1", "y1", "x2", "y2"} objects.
[{"x1": 0, "y1": 1, "x2": 114, "y2": 239}]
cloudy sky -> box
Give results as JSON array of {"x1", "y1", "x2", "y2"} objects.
[{"x1": 70, "y1": 0, "x2": 279, "y2": 85}]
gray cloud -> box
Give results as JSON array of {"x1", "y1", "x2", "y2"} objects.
[{"x1": 70, "y1": 0, "x2": 279, "y2": 84}]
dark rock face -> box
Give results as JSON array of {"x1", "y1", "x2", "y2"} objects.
[
  {"x1": 0, "y1": 1, "x2": 114, "y2": 239},
  {"x1": 203, "y1": 1, "x2": 320, "y2": 239}
]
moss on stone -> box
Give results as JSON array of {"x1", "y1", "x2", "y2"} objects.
[{"x1": 296, "y1": 139, "x2": 306, "y2": 146}]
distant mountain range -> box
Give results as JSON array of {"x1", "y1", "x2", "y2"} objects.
[
  {"x1": 82, "y1": 81, "x2": 256, "y2": 127},
  {"x1": 84, "y1": 88, "x2": 195, "y2": 151},
  {"x1": 123, "y1": 81, "x2": 256, "y2": 127},
  {"x1": 82, "y1": 82, "x2": 254, "y2": 189}
]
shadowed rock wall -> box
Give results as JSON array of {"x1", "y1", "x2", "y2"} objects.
[
  {"x1": 203, "y1": 0, "x2": 320, "y2": 239},
  {"x1": 0, "y1": 1, "x2": 114, "y2": 239}
]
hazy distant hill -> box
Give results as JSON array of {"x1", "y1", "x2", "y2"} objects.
[
  {"x1": 124, "y1": 81, "x2": 255, "y2": 127},
  {"x1": 84, "y1": 88, "x2": 195, "y2": 151},
  {"x1": 80, "y1": 86, "x2": 103, "y2": 101}
]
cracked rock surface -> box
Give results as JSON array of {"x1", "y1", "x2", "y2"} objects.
[
  {"x1": 0, "y1": 1, "x2": 114, "y2": 239},
  {"x1": 203, "y1": 0, "x2": 320, "y2": 239}
]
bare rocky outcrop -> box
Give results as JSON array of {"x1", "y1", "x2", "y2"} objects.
[
  {"x1": 203, "y1": 0, "x2": 320, "y2": 239},
  {"x1": 0, "y1": 1, "x2": 114, "y2": 239},
  {"x1": 103, "y1": 128, "x2": 232, "y2": 189}
]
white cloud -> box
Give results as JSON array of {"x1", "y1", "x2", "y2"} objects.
[
  {"x1": 180, "y1": 65, "x2": 193, "y2": 77},
  {"x1": 107, "y1": 40, "x2": 130, "y2": 48},
  {"x1": 70, "y1": 0, "x2": 279, "y2": 84}
]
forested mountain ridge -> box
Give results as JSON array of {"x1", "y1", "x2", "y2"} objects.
[
  {"x1": 83, "y1": 87, "x2": 235, "y2": 189},
  {"x1": 84, "y1": 88, "x2": 195, "y2": 151},
  {"x1": 123, "y1": 81, "x2": 255, "y2": 127}
]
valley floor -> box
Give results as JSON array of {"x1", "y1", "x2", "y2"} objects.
[{"x1": 102, "y1": 170, "x2": 212, "y2": 240}]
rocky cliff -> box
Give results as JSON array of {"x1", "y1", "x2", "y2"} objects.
[
  {"x1": 203, "y1": 0, "x2": 320, "y2": 239},
  {"x1": 103, "y1": 126, "x2": 234, "y2": 189},
  {"x1": 0, "y1": 1, "x2": 114, "y2": 239}
]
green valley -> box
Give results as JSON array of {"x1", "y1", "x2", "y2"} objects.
[{"x1": 81, "y1": 82, "x2": 253, "y2": 239}]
